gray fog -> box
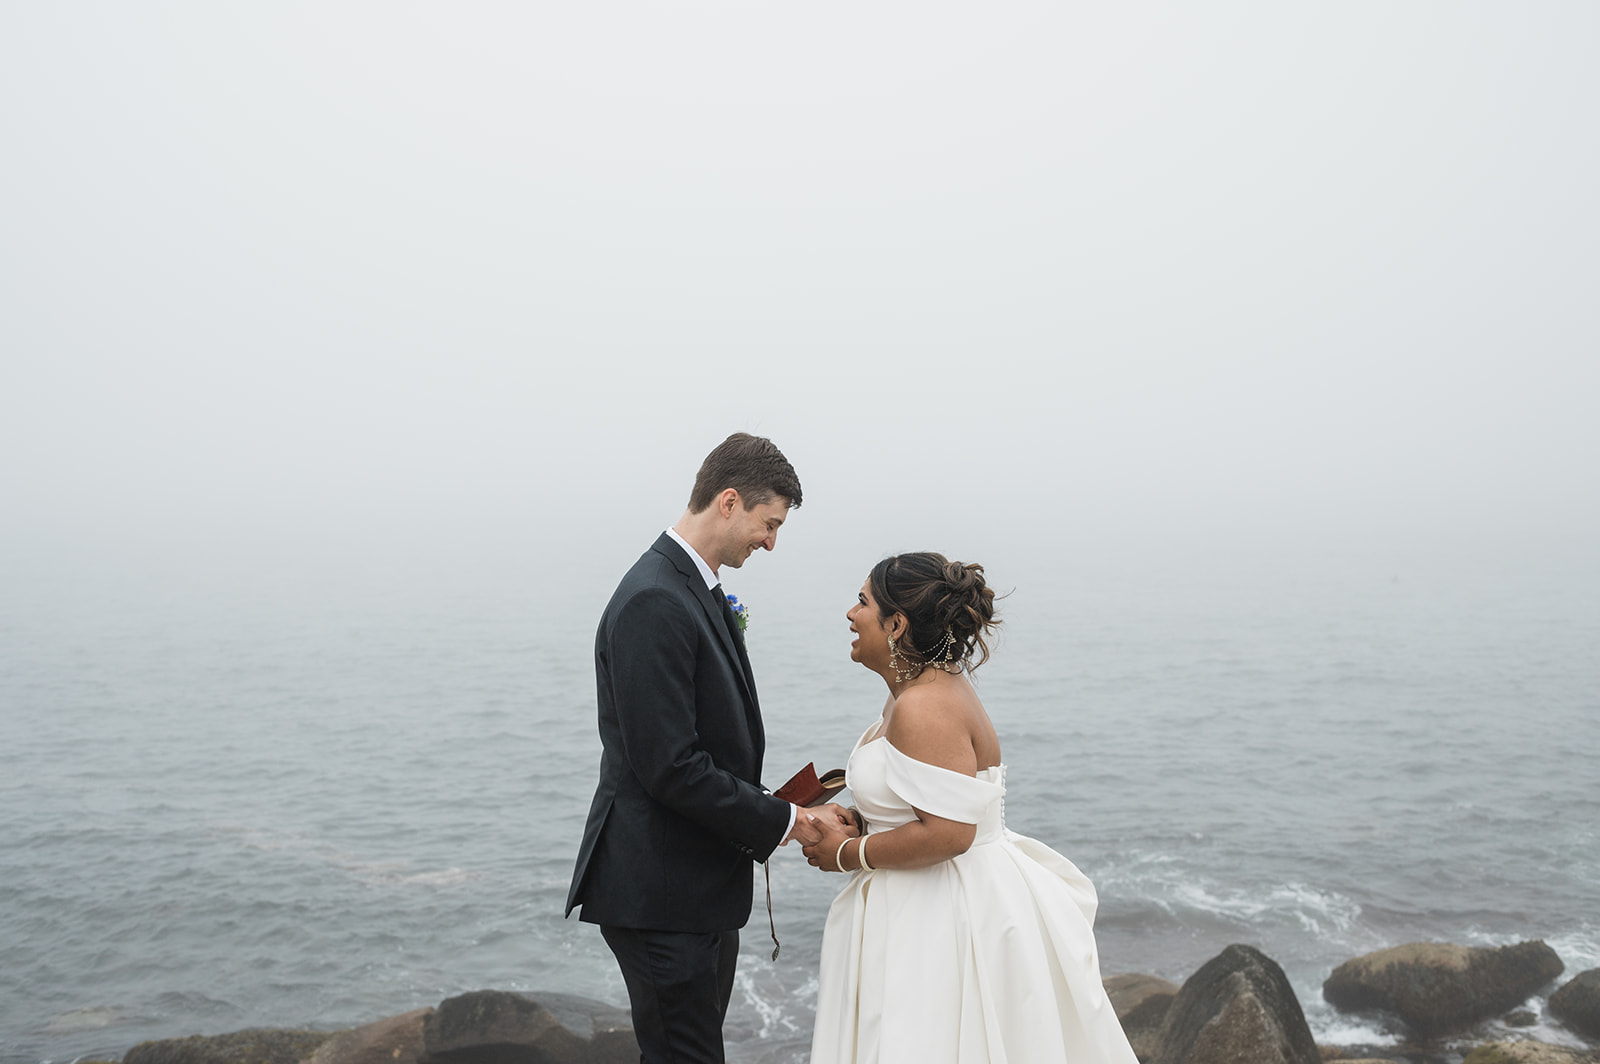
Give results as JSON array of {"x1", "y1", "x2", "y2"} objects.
[{"x1": 4, "y1": 4, "x2": 1596, "y2": 618}]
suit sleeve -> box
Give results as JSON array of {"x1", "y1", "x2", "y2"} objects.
[{"x1": 607, "y1": 587, "x2": 791, "y2": 860}]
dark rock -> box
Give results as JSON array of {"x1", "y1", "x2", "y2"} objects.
[
  {"x1": 1462, "y1": 1041, "x2": 1600, "y2": 1064},
  {"x1": 1104, "y1": 974, "x2": 1180, "y2": 1061},
  {"x1": 1550, "y1": 968, "x2": 1600, "y2": 1039},
  {"x1": 1505, "y1": 1009, "x2": 1539, "y2": 1028},
  {"x1": 1150, "y1": 944, "x2": 1320, "y2": 1064},
  {"x1": 124, "y1": 1029, "x2": 334, "y2": 1064},
  {"x1": 307, "y1": 1009, "x2": 432, "y2": 1064},
  {"x1": 1322, "y1": 941, "x2": 1565, "y2": 1037},
  {"x1": 533, "y1": 993, "x2": 638, "y2": 1064},
  {"x1": 421, "y1": 990, "x2": 636, "y2": 1064}
]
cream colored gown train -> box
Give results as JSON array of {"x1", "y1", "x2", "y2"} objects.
[{"x1": 809, "y1": 720, "x2": 1140, "y2": 1064}]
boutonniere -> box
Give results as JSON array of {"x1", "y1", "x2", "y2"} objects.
[{"x1": 726, "y1": 594, "x2": 749, "y2": 633}]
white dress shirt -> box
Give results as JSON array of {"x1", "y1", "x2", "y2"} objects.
[{"x1": 666, "y1": 526, "x2": 719, "y2": 590}]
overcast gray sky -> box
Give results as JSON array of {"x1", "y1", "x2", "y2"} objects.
[{"x1": 3, "y1": 4, "x2": 1595, "y2": 612}]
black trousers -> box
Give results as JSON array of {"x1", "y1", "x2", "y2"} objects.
[{"x1": 601, "y1": 925, "x2": 741, "y2": 1064}]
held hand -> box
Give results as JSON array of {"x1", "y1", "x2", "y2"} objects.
[
  {"x1": 801, "y1": 808, "x2": 862, "y2": 872},
  {"x1": 784, "y1": 808, "x2": 824, "y2": 847},
  {"x1": 783, "y1": 802, "x2": 859, "y2": 847},
  {"x1": 810, "y1": 803, "x2": 859, "y2": 836}
]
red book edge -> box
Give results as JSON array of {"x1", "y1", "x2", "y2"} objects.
[{"x1": 774, "y1": 761, "x2": 847, "y2": 807}]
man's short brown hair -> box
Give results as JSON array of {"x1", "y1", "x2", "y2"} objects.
[{"x1": 687, "y1": 433, "x2": 803, "y2": 514}]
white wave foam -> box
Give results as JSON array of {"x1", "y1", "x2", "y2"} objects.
[
  {"x1": 1545, "y1": 925, "x2": 1600, "y2": 971},
  {"x1": 1100, "y1": 851, "x2": 1365, "y2": 940},
  {"x1": 734, "y1": 971, "x2": 803, "y2": 1040},
  {"x1": 1303, "y1": 1011, "x2": 1395, "y2": 1048},
  {"x1": 1457, "y1": 925, "x2": 1600, "y2": 975},
  {"x1": 1168, "y1": 880, "x2": 1363, "y2": 937},
  {"x1": 1276, "y1": 883, "x2": 1363, "y2": 937},
  {"x1": 1473, "y1": 1000, "x2": 1592, "y2": 1051}
]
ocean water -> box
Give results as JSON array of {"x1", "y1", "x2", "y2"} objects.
[{"x1": 3, "y1": 565, "x2": 1597, "y2": 1064}]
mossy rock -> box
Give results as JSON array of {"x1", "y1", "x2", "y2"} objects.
[
  {"x1": 124, "y1": 1028, "x2": 335, "y2": 1064},
  {"x1": 1463, "y1": 1049, "x2": 1518, "y2": 1064},
  {"x1": 1462, "y1": 1042, "x2": 1600, "y2": 1064},
  {"x1": 1151, "y1": 944, "x2": 1321, "y2": 1064},
  {"x1": 1323, "y1": 941, "x2": 1564, "y2": 1037},
  {"x1": 1551, "y1": 968, "x2": 1600, "y2": 1039}
]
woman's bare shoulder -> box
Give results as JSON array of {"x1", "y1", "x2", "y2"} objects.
[{"x1": 886, "y1": 682, "x2": 978, "y2": 775}]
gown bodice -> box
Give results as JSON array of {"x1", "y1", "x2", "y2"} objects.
[{"x1": 846, "y1": 727, "x2": 1008, "y2": 845}]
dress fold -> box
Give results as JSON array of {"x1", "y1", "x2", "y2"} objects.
[{"x1": 809, "y1": 729, "x2": 1140, "y2": 1064}]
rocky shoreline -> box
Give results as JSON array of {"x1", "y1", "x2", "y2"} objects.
[{"x1": 92, "y1": 941, "x2": 1600, "y2": 1064}]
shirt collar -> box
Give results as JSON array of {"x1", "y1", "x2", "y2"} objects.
[{"x1": 665, "y1": 527, "x2": 720, "y2": 591}]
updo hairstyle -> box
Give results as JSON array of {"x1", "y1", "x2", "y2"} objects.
[{"x1": 868, "y1": 553, "x2": 1001, "y2": 674}]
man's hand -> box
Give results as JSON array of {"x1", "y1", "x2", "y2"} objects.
[
  {"x1": 801, "y1": 807, "x2": 864, "y2": 871},
  {"x1": 783, "y1": 802, "x2": 858, "y2": 846}
]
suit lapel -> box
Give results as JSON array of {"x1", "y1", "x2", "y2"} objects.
[
  {"x1": 697, "y1": 580, "x2": 760, "y2": 715},
  {"x1": 653, "y1": 534, "x2": 760, "y2": 716}
]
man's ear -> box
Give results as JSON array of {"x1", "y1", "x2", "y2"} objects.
[{"x1": 718, "y1": 489, "x2": 740, "y2": 517}]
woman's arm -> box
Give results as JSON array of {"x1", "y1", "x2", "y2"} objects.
[{"x1": 803, "y1": 689, "x2": 978, "y2": 872}]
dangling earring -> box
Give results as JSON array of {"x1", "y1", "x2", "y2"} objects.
[{"x1": 887, "y1": 632, "x2": 920, "y2": 683}]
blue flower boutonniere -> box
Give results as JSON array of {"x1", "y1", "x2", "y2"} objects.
[{"x1": 726, "y1": 594, "x2": 749, "y2": 633}]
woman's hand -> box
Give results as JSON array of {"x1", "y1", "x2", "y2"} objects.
[{"x1": 802, "y1": 809, "x2": 860, "y2": 872}]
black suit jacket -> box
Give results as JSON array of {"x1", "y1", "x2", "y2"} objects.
[{"x1": 566, "y1": 533, "x2": 792, "y2": 932}]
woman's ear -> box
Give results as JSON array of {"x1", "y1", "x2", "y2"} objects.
[{"x1": 888, "y1": 613, "x2": 909, "y2": 641}]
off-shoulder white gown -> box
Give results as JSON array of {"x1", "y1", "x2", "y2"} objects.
[{"x1": 809, "y1": 720, "x2": 1140, "y2": 1064}]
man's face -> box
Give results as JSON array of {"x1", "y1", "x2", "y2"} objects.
[{"x1": 717, "y1": 494, "x2": 790, "y2": 569}]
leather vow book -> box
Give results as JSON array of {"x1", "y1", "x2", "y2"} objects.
[{"x1": 775, "y1": 762, "x2": 847, "y2": 807}]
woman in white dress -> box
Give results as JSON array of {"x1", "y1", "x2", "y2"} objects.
[{"x1": 801, "y1": 553, "x2": 1139, "y2": 1064}]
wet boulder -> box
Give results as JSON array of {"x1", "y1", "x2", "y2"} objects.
[
  {"x1": 123, "y1": 1029, "x2": 334, "y2": 1064},
  {"x1": 1150, "y1": 944, "x2": 1320, "y2": 1064},
  {"x1": 1322, "y1": 941, "x2": 1564, "y2": 1037},
  {"x1": 421, "y1": 990, "x2": 637, "y2": 1064},
  {"x1": 1550, "y1": 968, "x2": 1600, "y2": 1039},
  {"x1": 307, "y1": 1009, "x2": 432, "y2": 1064},
  {"x1": 1104, "y1": 974, "x2": 1180, "y2": 1061},
  {"x1": 1461, "y1": 1041, "x2": 1600, "y2": 1064}
]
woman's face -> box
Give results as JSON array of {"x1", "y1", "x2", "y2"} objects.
[{"x1": 846, "y1": 579, "x2": 896, "y2": 672}]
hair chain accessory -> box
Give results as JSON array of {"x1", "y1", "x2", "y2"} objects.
[
  {"x1": 923, "y1": 627, "x2": 958, "y2": 671},
  {"x1": 887, "y1": 633, "x2": 917, "y2": 683},
  {"x1": 888, "y1": 627, "x2": 960, "y2": 682}
]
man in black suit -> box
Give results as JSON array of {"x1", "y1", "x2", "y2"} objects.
[{"x1": 566, "y1": 432, "x2": 854, "y2": 1064}]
